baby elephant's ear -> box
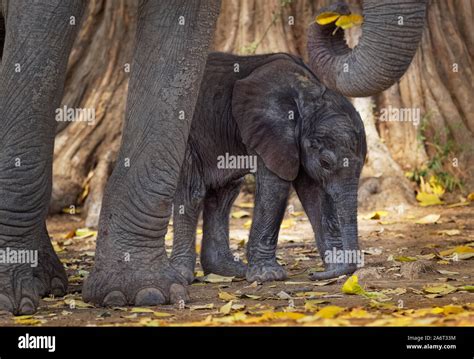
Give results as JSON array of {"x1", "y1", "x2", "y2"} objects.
[{"x1": 232, "y1": 64, "x2": 300, "y2": 181}]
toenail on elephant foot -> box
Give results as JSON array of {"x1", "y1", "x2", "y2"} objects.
[
  {"x1": 246, "y1": 260, "x2": 287, "y2": 283},
  {"x1": 82, "y1": 266, "x2": 189, "y2": 307}
]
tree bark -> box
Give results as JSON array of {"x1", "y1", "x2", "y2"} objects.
[{"x1": 51, "y1": 0, "x2": 473, "y2": 224}]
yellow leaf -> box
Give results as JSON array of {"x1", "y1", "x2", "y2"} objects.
[
  {"x1": 131, "y1": 307, "x2": 154, "y2": 313},
  {"x1": 394, "y1": 256, "x2": 417, "y2": 262},
  {"x1": 304, "y1": 300, "x2": 328, "y2": 311},
  {"x1": 153, "y1": 312, "x2": 173, "y2": 318},
  {"x1": 341, "y1": 275, "x2": 365, "y2": 295},
  {"x1": 231, "y1": 210, "x2": 251, "y2": 219},
  {"x1": 74, "y1": 228, "x2": 97, "y2": 238},
  {"x1": 14, "y1": 316, "x2": 44, "y2": 325},
  {"x1": 220, "y1": 301, "x2": 233, "y2": 315},
  {"x1": 52, "y1": 241, "x2": 64, "y2": 253},
  {"x1": 202, "y1": 273, "x2": 234, "y2": 283},
  {"x1": 280, "y1": 218, "x2": 296, "y2": 229},
  {"x1": 218, "y1": 291, "x2": 238, "y2": 301},
  {"x1": 416, "y1": 191, "x2": 444, "y2": 206},
  {"x1": 442, "y1": 305, "x2": 464, "y2": 315},
  {"x1": 362, "y1": 211, "x2": 388, "y2": 220},
  {"x1": 423, "y1": 283, "x2": 457, "y2": 295},
  {"x1": 315, "y1": 11, "x2": 340, "y2": 25},
  {"x1": 315, "y1": 305, "x2": 344, "y2": 319},
  {"x1": 244, "y1": 220, "x2": 252, "y2": 229},
  {"x1": 262, "y1": 311, "x2": 306, "y2": 321},
  {"x1": 335, "y1": 14, "x2": 363, "y2": 30},
  {"x1": 429, "y1": 176, "x2": 445, "y2": 197},
  {"x1": 415, "y1": 214, "x2": 441, "y2": 224},
  {"x1": 344, "y1": 308, "x2": 373, "y2": 319},
  {"x1": 290, "y1": 211, "x2": 305, "y2": 217},
  {"x1": 467, "y1": 192, "x2": 474, "y2": 201},
  {"x1": 439, "y1": 245, "x2": 474, "y2": 259},
  {"x1": 237, "y1": 202, "x2": 254, "y2": 209}
]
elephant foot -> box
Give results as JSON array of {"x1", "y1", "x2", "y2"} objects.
[
  {"x1": 0, "y1": 265, "x2": 39, "y2": 315},
  {"x1": 246, "y1": 259, "x2": 287, "y2": 283},
  {"x1": 309, "y1": 264, "x2": 358, "y2": 281},
  {"x1": 170, "y1": 256, "x2": 195, "y2": 284},
  {"x1": 82, "y1": 264, "x2": 189, "y2": 307},
  {"x1": 33, "y1": 230, "x2": 67, "y2": 297},
  {"x1": 201, "y1": 251, "x2": 247, "y2": 278}
]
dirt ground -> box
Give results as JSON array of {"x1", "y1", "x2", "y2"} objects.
[{"x1": 1, "y1": 195, "x2": 473, "y2": 327}]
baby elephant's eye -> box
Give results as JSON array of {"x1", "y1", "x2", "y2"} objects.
[
  {"x1": 319, "y1": 151, "x2": 337, "y2": 170},
  {"x1": 320, "y1": 158, "x2": 333, "y2": 170}
]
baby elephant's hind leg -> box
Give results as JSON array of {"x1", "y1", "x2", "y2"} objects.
[{"x1": 201, "y1": 180, "x2": 247, "y2": 278}]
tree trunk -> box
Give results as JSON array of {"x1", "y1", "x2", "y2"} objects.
[
  {"x1": 50, "y1": 0, "x2": 136, "y2": 227},
  {"x1": 52, "y1": 0, "x2": 473, "y2": 225}
]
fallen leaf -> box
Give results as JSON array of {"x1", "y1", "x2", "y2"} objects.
[
  {"x1": 437, "y1": 229, "x2": 461, "y2": 236},
  {"x1": 231, "y1": 210, "x2": 251, "y2": 219},
  {"x1": 276, "y1": 291, "x2": 292, "y2": 300},
  {"x1": 362, "y1": 211, "x2": 388, "y2": 220},
  {"x1": 423, "y1": 283, "x2": 457, "y2": 295},
  {"x1": 201, "y1": 274, "x2": 234, "y2": 283},
  {"x1": 14, "y1": 316, "x2": 44, "y2": 325},
  {"x1": 394, "y1": 256, "x2": 417, "y2": 262},
  {"x1": 415, "y1": 214, "x2": 441, "y2": 224},
  {"x1": 219, "y1": 301, "x2": 233, "y2": 315},
  {"x1": 342, "y1": 275, "x2": 365, "y2": 295},
  {"x1": 218, "y1": 291, "x2": 238, "y2": 301},
  {"x1": 190, "y1": 304, "x2": 214, "y2": 311},
  {"x1": 131, "y1": 307, "x2": 154, "y2": 313},
  {"x1": 280, "y1": 218, "x2": 296, "y2": 229},
  {"x1": 153, "y1": 312, "x2": 173, "y2": 318},
  {"x1": 440, "y1": 246, "x2": 474, "y2": 260},
  {"x1": 315, "y1": 305, "x2": 344, "y2": 319},
  {"x1": 437, "y1": 269, "x2": 459, "y2": 276}
]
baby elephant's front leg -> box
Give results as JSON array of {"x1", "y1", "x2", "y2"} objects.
[
  {"x1": 201, "y1": 180, "x2": 247, "y2": 278},
  {"x1": 246, "y1": 164, "x2": 291, "y2": 282}
]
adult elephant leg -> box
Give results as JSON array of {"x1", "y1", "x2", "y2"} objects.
[
  {"x1": 246, "y1": 160, "x2": 291, "y2": 282},
  {"x1": 0, "y1": 0, "x2": 85, "y2": 314},
  {"x1": 201, "y1": 179, "x2": 247, "y2": 278},
  {"x1": 82, "y1": 0, "x2": 221, "y2": 307}
]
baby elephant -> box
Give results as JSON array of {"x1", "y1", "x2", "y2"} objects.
[{"x1": 170, "y1": 52, "x2": 367, "y2": 283}]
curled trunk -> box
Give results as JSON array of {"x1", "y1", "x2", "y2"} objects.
[{"x1": 307, "y1": 0, "x2": 428, "y2": 97}]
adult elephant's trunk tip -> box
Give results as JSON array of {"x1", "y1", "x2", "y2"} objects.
[{"x1": 307, "y1": 0, "x2": 428, "y2": 98}]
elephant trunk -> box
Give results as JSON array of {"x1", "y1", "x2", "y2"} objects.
[{"x1": 307, "y1": 0, "x2": 428, "y2": 97}]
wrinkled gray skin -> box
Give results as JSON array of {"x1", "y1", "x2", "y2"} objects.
[
  {"x1": 0, "y1": 0, "x2": 220, "y2": 315},
  {"x1": 170, "y1": 52, "x2": 367, "y2": 284},
  {"x1": 0, "y1": 0, "x2": 427, "y2": 315}
]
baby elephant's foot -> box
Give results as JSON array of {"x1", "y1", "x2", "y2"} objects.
[
  {"x1": 201, "y1": 252, "x2": 247, "y2": 278},
  {"x1": 83, "y1": 264, "x2": 189, "y2": 307},
  {"x1": 170, "y1": 256, "x2": 195, "y2": 284},
  {"x1": 309, "y1": 263, "x2": 358, "y2": 281},
  {"x1": 246, "y1": 259, "x2": 287, "y2": 283}
]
